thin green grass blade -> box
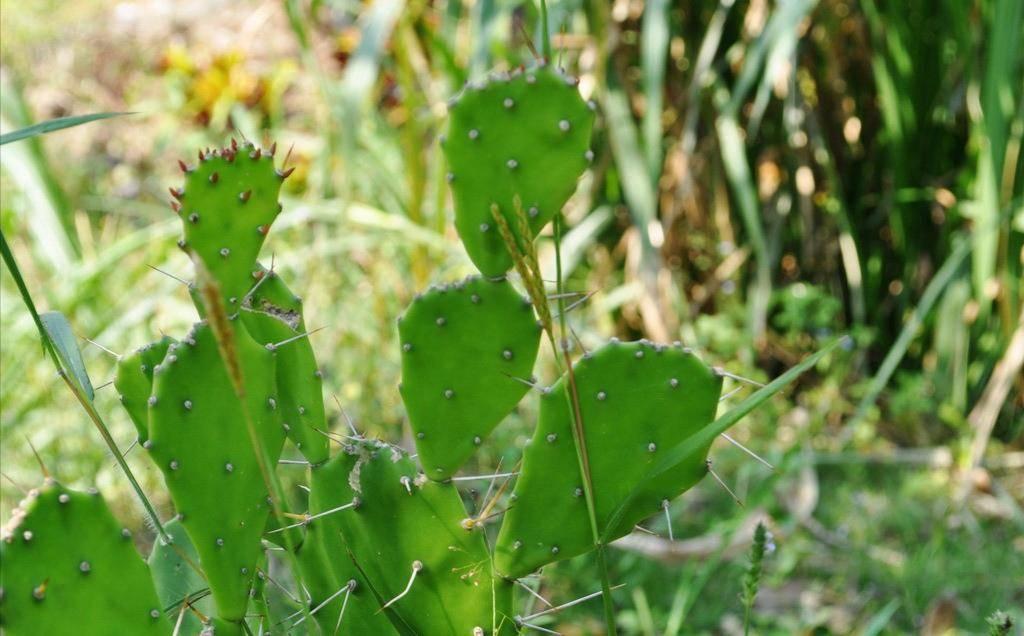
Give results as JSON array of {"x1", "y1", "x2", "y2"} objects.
[
  {"x1": 601, "y1": 336, "x2": 848, "y2": 541},
  {"x1": 0, "y1": 112, "x2": 130, "y2": 145},
  {"x1": 852, "y1": 239, "x2": 971, "y2": 423},
  {"x1": 0, "y1": 230, "x2": 169, "y2": 542},
  {"x1": 640, "y1": 0, "x2": 669, "y2": 179}
]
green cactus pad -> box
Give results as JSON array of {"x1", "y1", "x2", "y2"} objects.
[
  {"x1": 148, "y1": 518, "x2": 213, "y2": 634},
  {"x1": 240, "y1": 264, "x2": 328, "y2": 465},
  {"x1": 0, "y1": 480, "x2": 165, "y2": 635},
  {"x1": 330, "y1": 440, "x2": 516, "y2": 635},
  {"x1": 300, "y1": 452, "x2": 400, "y2": 634},
  {"x1": 146, "y1": 321, "x2": 284, "y2": 622},
  {"x1": 444, "y1": 65, "x2": 595, "y2": 277},
  {"x1": 494, "y1": 340, "x2": 723, "y2": 578},
  {"x1": 115, "y1": 336, "x2": 175, "y2": 444},
  {"x1": 398, "y1": 276, "x2": 541, "y2": 480},
  {"x1": 175, "y1": 141, "x2": 285, "y2": 303}
]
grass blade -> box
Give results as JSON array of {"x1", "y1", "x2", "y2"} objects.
[
  {"x1": 852, "y1": 239, "x2": 971, "y2": 424},
  {"x1": 0, "y1": 112, "x2": 130, "y2": 145},
  {"x1": 0, "y1": 230, "x2": 169, "y2": 541}
]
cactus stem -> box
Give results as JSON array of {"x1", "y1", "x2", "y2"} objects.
[
  {"x1": 379, "y1": 560, "x2": 423, "y2": 611},
  {"x1": 705, "y1": 459, "x2": 743, "y2": 507},
  {"x1": 518, "y1": 584, "x2": 627, "y2": 624},
  {"x1": 720, "y1": 433, "x2": 775, "y2": 470}
]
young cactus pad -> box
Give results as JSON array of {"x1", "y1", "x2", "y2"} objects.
[
  {"x1": 443, "y1": 65, "x2": 595, "y2": 277},
  {"x1": 494, "y1": 340, "x2": 723, "y2": 578},
  {"x1": 329, "y1": 440, "x2": 516, "y2": 635},
  {"x1": 239, "y1": 263, "x2": 328, "y2": 464},
  {"x1": 399, "y1": 276, "x2": 541, "y2": 480},
  {"x1": 175, "y1": 141, "x2": 285, "y2": 303},
  {"x1": 148, "y1": 518, "x2": 214, "y2": 635},
  {"x1": 145, "y1": 321, "x2": 284, "y2": 622},
  {"x1": 0, "y1": 480, "x2": 165, "y2": 635},
  {"x1": 114, "y1": 336, "x2": 175, "y2": 444}
]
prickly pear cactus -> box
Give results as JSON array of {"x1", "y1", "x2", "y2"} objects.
[
  {"x1": 114, "y1": 336, "x2": 175, "y2": 444},
  {"x1": 444, "y1": 64, "x2": 595, "y2": 277},
  {"x1": 239, "y1": 264, "x2": 329, "y2": 464},
  {"x1": 145, "y1": 321, "x2": 283, "y2": 623},
  {"x1": 302, "y1": 453, "x2": 401, "y2": 634},
  {"x1": 398, "y1": 276, "x2": 541, "y2": 479},
  {"x1": 0, "y1": 480, "x2": 165, "y2": 635},
  {"x1": 327, "y1": 440, "x2": 517, "y2": 635},
  {"x1": 148, "y1": 518, "x2": 214, "y2": 635},
  {"x1": 174, "y1": 140, "x2": 286, "y2": 303},
  {"x1": 494, "y1": 340, "x2": 723, "y2": 578}
]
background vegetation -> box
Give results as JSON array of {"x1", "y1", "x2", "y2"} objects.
[{"x1": 1, "y1": 0, "x2": 1021, "y2": 633}]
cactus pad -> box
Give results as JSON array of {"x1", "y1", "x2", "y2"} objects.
[
  {"x1": 444, "y1": 65, "x2": 595, "y2": 277},
  {"x1": 115, "y1": 336, "x2": 175, "y2": 444},
  {"x1": 148, "y1": 518, "x2": 213, "y2": 634},
  {"x1": 329, "y1": 440, "x2": 516, "y2": 634},
  {"x1": 399, "y1": 277, "x2": 541, "y2": 480},
  {"x1": 146, "y1": 321, "x2": 284, "y2": 622},
  {"x1": 494, "y1": 340, "x2": 723, "y2": 578},
  {"x1": 175, "y1": 141, "x2": 284, "y2": 303},
  {"x1": 0, "y1": 480, "x2": 165, "y2": 634},
  {"x1": 301, "y1": 452, "x2": 400, "y2": 634},
  {"x1": 239, "y1": 264, "x2": 329, "y2": 464}
]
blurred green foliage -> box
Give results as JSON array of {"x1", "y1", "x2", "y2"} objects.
[{"x1": 1, "y1": 0, "x2": 1021, "y2": 632}]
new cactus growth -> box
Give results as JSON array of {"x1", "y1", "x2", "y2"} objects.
[
  {"x1": 0, "y1": 481, "x2": 165, "y2": 634},
  {"x1": 175, "y1": 141, "x2": 284, "y2": 304},
  {"x1": 239, "y1": 263, "x2": 329, "y2": 464},
  {"x1": 146, "y1": 321, "x2": 283, "y2": 622},
  {"x1": 398, "y1": 276, "x2": 541, "y2": 479},
  {"x1": 493, "y1": 340, "x2": 723, "y2": 578},
  {"x1": 444, "y1": 65, "x2": 595, "y2": 277},
  {"x1": 114, "y1": 335, "x2": 175, "y2": 444}
]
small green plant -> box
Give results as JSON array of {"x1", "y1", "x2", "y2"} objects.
[
  {"x1": 0, "y1": 30, "x2": 842, "y2": 636},
  {"x1": 988, "y1": 610, "x2": 1014, "y2": 636},
  {"x1": 740, "y1": 521, "x2": 772, "y2": 636}
]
